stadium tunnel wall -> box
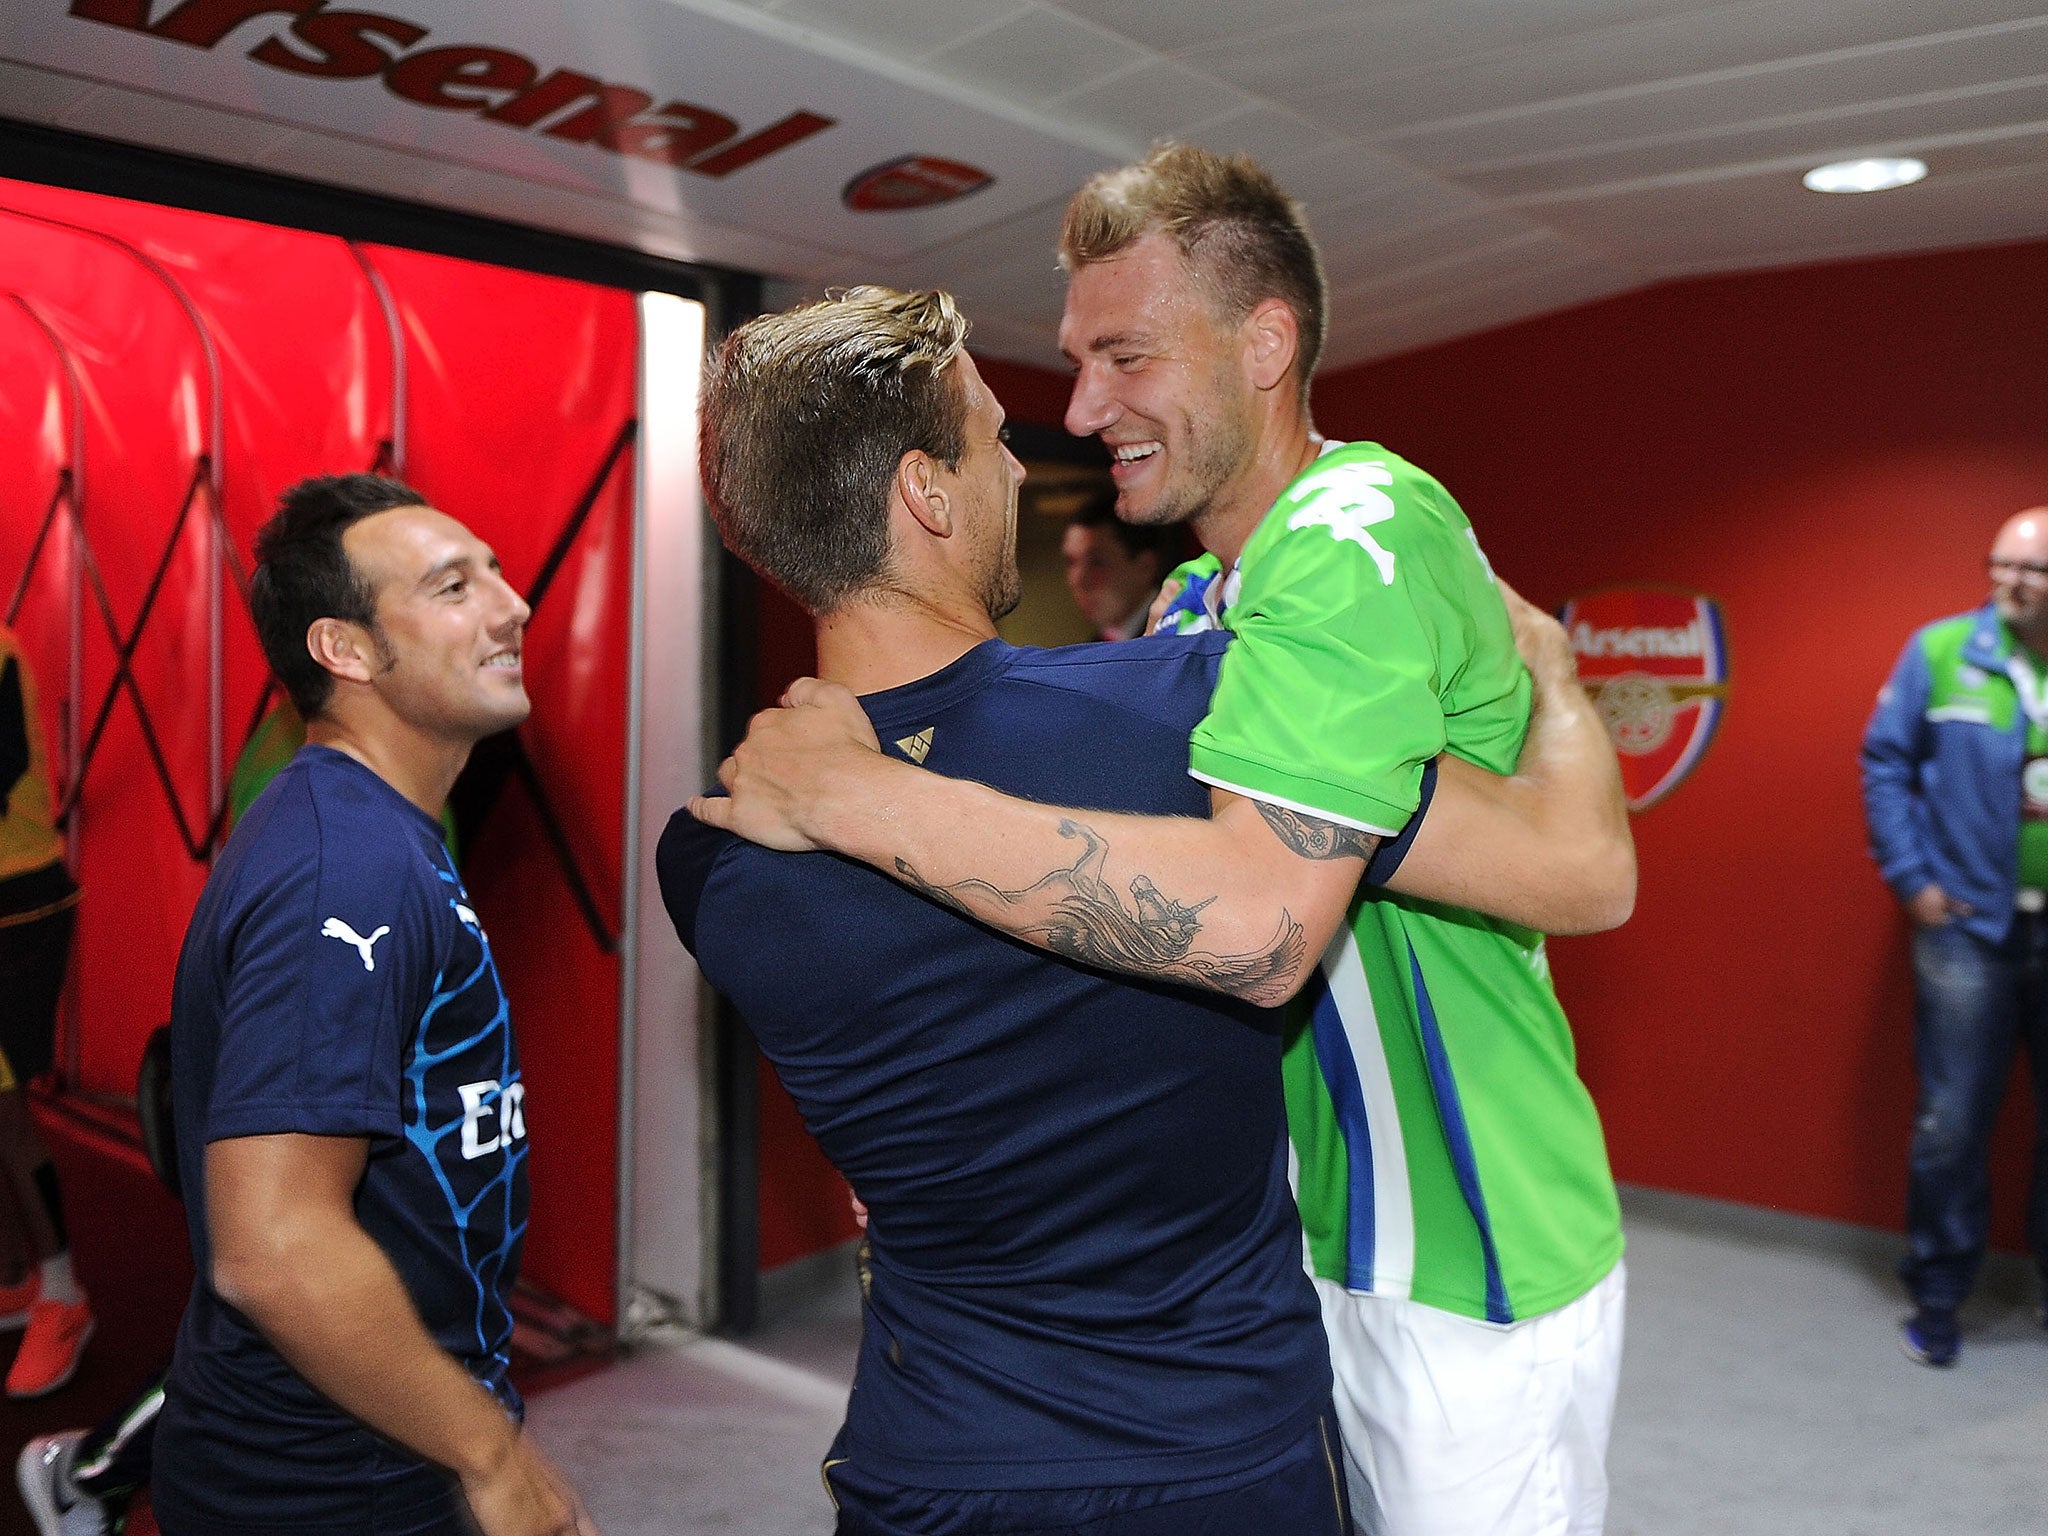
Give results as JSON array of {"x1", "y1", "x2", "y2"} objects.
[
  {"x1": 1313, "y1": 236, "x2": 2048, "y2": 1248},
  {"x1": 0, "y1": 173, "x2": 639, "y2": 1328}
]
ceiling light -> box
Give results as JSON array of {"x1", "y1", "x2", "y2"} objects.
[{"x1": 1802, "y1": 157, "x2": 1928, "y2": 194}]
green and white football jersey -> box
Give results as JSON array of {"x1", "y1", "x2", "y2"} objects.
[{"x1": 1180, "y1": 441, "x2": 1623, "y2": 1324}]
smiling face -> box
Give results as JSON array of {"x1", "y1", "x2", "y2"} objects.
[
  {"x1": 1058, "y1": 231, "x2": 1255, "y2": 531},
  {"x1": 342, "y1": 505, "x2": 532, "y2": 744}
]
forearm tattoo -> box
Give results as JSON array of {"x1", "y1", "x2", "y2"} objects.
[
  {"x1": 894, "y1": 819, "x2": 1306, "y2": 1006},
  {"x1": 1253, "y1": 802, "x2": 1380, "y2": 861}
]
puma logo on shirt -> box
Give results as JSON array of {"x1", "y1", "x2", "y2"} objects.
[{"x1": 321, "y1": 917, "x2": 391, "y2": 971}]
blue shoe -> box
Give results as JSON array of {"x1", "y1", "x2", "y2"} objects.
[{"x1": 1901, "y1": 1307, "x2": 1959, "y2": 1367}]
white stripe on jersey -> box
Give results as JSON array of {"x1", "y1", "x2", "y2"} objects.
[
  {"x1": 1188, "y1": 770, "x2": 1403, "y2": 838},
  {"x1": 1323, "y1": 925, "x2": 1415, "y2": 1299}
]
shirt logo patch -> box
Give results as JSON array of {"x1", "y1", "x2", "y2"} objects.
[
  {"x1": 1284, "y1": 463, "x2": 1398, "y2": 585},
  {"x1": 895, "y1": 727, "x2": 936, "y2": 764},
  {"x1": 320, "y1": 916, "x2": 391, "y2": 972}
]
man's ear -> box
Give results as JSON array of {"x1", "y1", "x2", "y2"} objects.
[
  {"x1": 895, "y1": 448, "x2": 953, "y2": 539},
  {"x1": 306, "y1": 617, "x2": 380, "y2": 688},
  {"x1": 1242, "y1": 298, "x2": 1299, "y2": 394}
]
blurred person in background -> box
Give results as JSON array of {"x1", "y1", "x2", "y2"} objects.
[
  {"x1": 1062, "y1": 487, "x2": 1180, "y2": 641},
  {"x1": 1863, "y1": 504, "x2": 2048, "y2": 1369}
]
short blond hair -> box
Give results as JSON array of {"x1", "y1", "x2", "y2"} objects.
[
  {"x1": 701, "y1": 286, "x2": 971, "y2": 613},
  {"x1": 1060, "y1": 142, "x2": 1327, "y2": 393}
]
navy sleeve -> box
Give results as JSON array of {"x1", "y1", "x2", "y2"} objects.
[
  {"x1": 657, "y1": 804, "x2": 736, "y2": 959},
  {"x1": 205, "y1": 814, "x2": 432, "y2": 1143},
  {"x1": 1362, "y1": 757, "x2": 1436, "y2": 887}
]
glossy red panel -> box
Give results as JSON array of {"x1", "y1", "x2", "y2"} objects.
[
  {"x1": 356, "y1": 245, "x2": 634, "y2": 1324},
  {"x1": 0, "y1": 177, "x2": 630, "y2": 1326},
  {"x1": 0, "y1": 208, "x2": 216, "y2": 1092}
]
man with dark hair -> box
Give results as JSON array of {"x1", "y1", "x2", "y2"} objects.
[
  {"x1": 1063, "y1": 490, "x2": 1178, "y2": 640},
  {"x1": 677, "y1": 287, "x2": 1625, "y2": 1534},
  {"x1": 704, "y1": 145, "x2": 1633, "y2": 1536},
  {"x1": 154, "y1": 474, "x2": 594, "y2": 1536}
]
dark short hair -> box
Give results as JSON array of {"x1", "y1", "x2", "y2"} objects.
[
  {"x1": 1069, "y1": 486, "x2": 1181, "y2": 570},
  {"x1": 700, "y1": 286, "x2": 970, "y2": 614},
  {"x1": 250, "y1": 474, "x2": 425, "y2": 719},
  {"x1": 1060, "y1": 142, "x2": 1328, "y2": 398}
]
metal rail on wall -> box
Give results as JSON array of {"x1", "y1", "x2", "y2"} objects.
[{"x1": 2, "y1": 272, "x2": 637, "y2": 1099}]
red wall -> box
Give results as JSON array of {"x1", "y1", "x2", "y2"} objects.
[
  {"x1": 1313, "y1": 239, "x2": 2048, "y2": 1241},
  {"x1": 0, "y1": 178, "x2": 633, "y2": 1324}
]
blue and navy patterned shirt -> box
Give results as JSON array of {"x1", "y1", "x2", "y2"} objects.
[{"x1": 160, "y1": 746, "x2": 526, "y2": 1531}]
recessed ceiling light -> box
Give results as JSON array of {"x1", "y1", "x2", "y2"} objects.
[{"x1": 1802, "y1": 157, "x2": 1928, "y2": 194}]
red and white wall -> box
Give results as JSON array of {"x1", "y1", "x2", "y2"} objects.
[{"x1": 0, "y1": 174, "x2": 714, "y2": 1329}]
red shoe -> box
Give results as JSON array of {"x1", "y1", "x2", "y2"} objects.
[
  {"x1": 0, "y1": 1273, "x2": 38, "y2": 1331},
  {"x1": 6, "y1": 1296, "x2": 93, "y2": 1398}
]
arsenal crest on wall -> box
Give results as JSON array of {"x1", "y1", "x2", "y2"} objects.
[{"x1": 1560, "y1": 588, "x2": 1729, "y2": 812}]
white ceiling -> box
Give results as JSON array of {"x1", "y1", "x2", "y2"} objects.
[{"x1": 4, "y1": 0, "x2": 2045, "y2": 372}]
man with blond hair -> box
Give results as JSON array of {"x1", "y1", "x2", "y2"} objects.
[
  {"x1": 704, "y1": 146, "x2": 1633, "y2": 1536},
  {"x1": 677, "y1": 284, "x2": 1630, "y2": 1534}
]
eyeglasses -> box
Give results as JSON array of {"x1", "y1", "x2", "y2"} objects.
[{"x1": 1989, "y1": 557, "x2": 2048, "y2": 581}]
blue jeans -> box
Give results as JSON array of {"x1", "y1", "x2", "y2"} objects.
[{"x1": 1900, "y1": 916, "x2": 2048, "y2": 1311}]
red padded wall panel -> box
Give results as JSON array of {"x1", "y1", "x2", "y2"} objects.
[
  {"x1": 0, "y1": 178, "x2": 633, "y2": 1329},
  {"x1": 0, "y1": 210, "x2": 217, "y2": 1094},
  {"x1": 0, "y1": 182, "x2": 402, "y2": 770},
  {"x1": 0, "y1": 297, "x2": 80, "y2": 859},
  {"x1": 356, "y1": 245, "x2": 634, "y2": 1325}
]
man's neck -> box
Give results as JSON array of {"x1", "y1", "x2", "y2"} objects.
[
  {"x1": 306, "y1": 712, "x2": 471, "y2": 817},
  {"x1": 813, "y1": 590, "x2": 998, "y2": 696},
  {"x1": 1190, "y1": 408, "x2": 1323, "y2": 571}
]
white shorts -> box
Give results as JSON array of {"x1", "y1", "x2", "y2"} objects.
[{"x1": 1317, "y1": 1260, "x2": 1626, "y2": 1536}]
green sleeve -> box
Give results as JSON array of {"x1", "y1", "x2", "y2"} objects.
[{"x1": 1189, "y1": 447, "x2": 1524, "y2": 831}]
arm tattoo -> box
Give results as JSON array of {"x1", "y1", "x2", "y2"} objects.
[
  {"x1": 894, "y1": 819, "x2": 1306, "y2": 1006},
  {"x1": 1254, "y1": 801, "x2": 1381, "y2": 861}
]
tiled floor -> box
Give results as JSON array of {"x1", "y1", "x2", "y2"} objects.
[{"x1": 528, "y1": 1190, "x2": 2048, "y2": 1536}]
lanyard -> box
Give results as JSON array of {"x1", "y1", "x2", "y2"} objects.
[{"x1": 2006, "y1": 652, "x2": 2048, "y2": 733}]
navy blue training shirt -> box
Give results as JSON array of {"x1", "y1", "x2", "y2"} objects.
[
  {"x1": 659, "y1": 634, "x2": 1332, "y2": 1492},
  {"x1": 159, "y1": 746, "x2": 528, "y2": 1535}
]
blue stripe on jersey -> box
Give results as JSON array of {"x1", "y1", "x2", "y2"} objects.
[
  {"x1": 1159, "y1": 568, "x2": 1217, "y2": 630},
  {"x1": 403, "y1": 856, "x2": 528, "y2": 1370},
  {"x1": 1408, "y1": 941, "x2": 1511, "y2": 1324},
  {"x1": 1302, "y1": 970, "x2": 1378, "y2": 1293}
]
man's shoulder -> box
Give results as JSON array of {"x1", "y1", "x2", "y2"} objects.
[
  {"x1": 221, "y1": 753, "x2": 436, "y2": 918},
  {"x1": 656, "y1": 806, "x2": 740, "y2": 957},
  {"x1": 1277, "y1": 441, "x2": 1451, "y2": 513},
  {"x1": 999, "y1": 633, "x2": 1230, "y2": 717},
  {"x1": 1908, "y1": 609, "x2": 1989, "y2": 651},
  {"x1": 1244, "y1": 440, "x2": 1467, "y2": 581}
]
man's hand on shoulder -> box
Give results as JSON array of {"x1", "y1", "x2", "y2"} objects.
[
  {"x1": 1145, "y1": 577, "x2": 1184, "y2": 636},
  {"x1": 461, "y1": 1428, "x2": 600, "y2": 1536},
  {"x1": 688, "y1": 678, "x2": 894, "y2": 853}
]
